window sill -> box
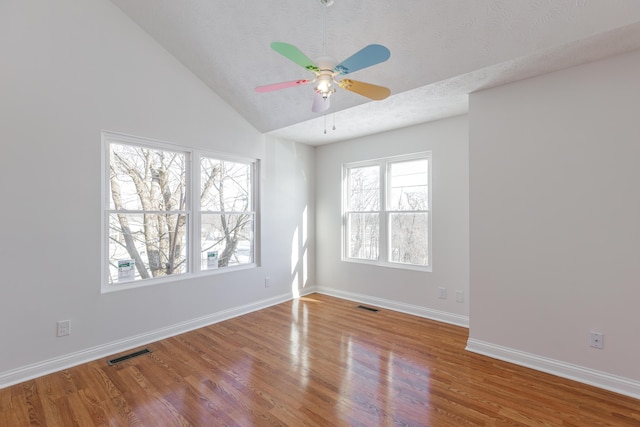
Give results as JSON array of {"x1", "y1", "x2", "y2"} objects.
[
  {"x1": 341, "y1": 257, "x2": 432, "y2": 273},
  {"x1": 101, "y1": 263, "x2": 257, "y2": 293}
]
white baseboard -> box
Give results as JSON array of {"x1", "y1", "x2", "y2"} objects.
[
  {"x1": 12, "y1": 288, "x2": 634, "y2": 402},
  {"x1": 466, "y1": 338, "x2": 640, "y2": 400},
  {"x1": 315, "y1": 286, "x2": 469, "y2": 328},
  {"x1": 0, "y1": 292, "x2": 300, "y2": 390}
]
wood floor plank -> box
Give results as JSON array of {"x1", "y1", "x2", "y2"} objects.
[{"x1": 1, "y1": 293, "x2": 639, "y2": 426}]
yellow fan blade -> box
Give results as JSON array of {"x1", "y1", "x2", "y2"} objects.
[{"x1": 338, "y1": 79, "x2": 390, "y2": 100}]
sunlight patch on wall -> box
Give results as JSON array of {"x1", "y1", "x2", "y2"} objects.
[
  {"x1": 291, "y1": 227, "x2": 299, "y2": 275},
  {"x1": 302, "y1": 206, "x2": 308, "y2": 287},
  {"x1": 291, "y1": 272, "x2": 300, "y2": 298},
  {"x1": 302, "y1": 206, "x2": 308, "y2": 245},
  {"x1": 303, "y1": 249, "x2": 308, "y2": 287}
]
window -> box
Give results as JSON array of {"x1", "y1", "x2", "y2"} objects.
[
  {"x1": 343, "y1": 153, "x2": 431, "y2": 270},
  {"x1": 103, "y1": 132, "x2": 258, "y2": 289},
  {"x1": 199, "y1": 157, "x2": 254, "y2": 269}
]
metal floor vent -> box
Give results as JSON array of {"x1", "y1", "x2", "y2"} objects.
[
  {"x1": 108, "y1": 348, "x2": 152, "y2": 366},
  {"x1": 357, "y1": 305, "x2": 379, "y2": 312}
]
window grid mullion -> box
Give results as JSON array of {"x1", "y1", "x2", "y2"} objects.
[
  {"x1": 200, "y1": 210, "x2": 256, "y2": 215},
  {"x1": 190, "y1": 151, "x2": 199, "y2": 274},
  {"x1": 344, "y1": 167, "x2": 352, "y2": 259},
  {"x1": 342, "y1": 152, "x2": 431, "y2": 270},
  {"x1": 107, "y1": 210, "x2": 188, "y2": 214},
  {"x1": 103, "y1": 133, "x2": 258, "y2": 290},
  {"x1": 380, "y1": 161, "x2": 388, "y2": 262}
]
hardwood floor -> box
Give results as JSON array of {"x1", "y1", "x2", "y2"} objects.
[{"x1": 1, "y1": 293, "x2": 638, "y2": 426}]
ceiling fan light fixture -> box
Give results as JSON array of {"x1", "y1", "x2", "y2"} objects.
[
  {"x1": 315, "y1": 74, "x2": 335, "y2": 98},
  {"x1": 254, "y1": 0, "x2": 391, "y2": 113}
]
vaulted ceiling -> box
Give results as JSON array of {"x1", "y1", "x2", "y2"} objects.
[{"x1": 109, "y1": 0, "x2": 640, "y2": 145}]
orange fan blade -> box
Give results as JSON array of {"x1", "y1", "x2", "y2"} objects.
[{"x1": 338, "y1": 79, "x2": 390, "y2": 100}]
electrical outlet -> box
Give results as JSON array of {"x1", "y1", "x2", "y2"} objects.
[
  {"x1": 455, "y1": 290, "x2": 464, "y2": 303},
  {"x1": 589, "y1": 331, "x2": 604, "y2": 349},
  {"x1": 56, "y1": 320, "x2": 70, "y2": 337},
  {"x1": 264, "y1": 277, "x2": 271, "y2": 288},
  {"x1": 438, "y1": 287, "x2": 447, "y2": 299}
]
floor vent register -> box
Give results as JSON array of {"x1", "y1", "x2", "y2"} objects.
[{"x1": 107, "y1": 348, "x2": 152, "y2": 365}]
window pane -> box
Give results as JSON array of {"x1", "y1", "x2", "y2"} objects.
[
  {"x1": 201, "y1": 158, "x2": 251, "y2": 212},
  {"x1": 348, "y1": 166, "x2": 380, "y2": 211},
  {"x1": 108, "y1": 213, "x2": 188, "y2": 283},
  {"x1": 201, "y1": 213, "x2": 253, "y2": 268},
  {"x1": 389, "y1": 159, "x2": 428, "y2": 211},
  {"x1": 109, "y1": 144, "x2": 187, "y2": 211},
  {"x1": 348, "y1": 213, "x2": 379, "y2": 260},
  {"x1": 389, "y1": 212, "x2": 429, "y2": 266}
]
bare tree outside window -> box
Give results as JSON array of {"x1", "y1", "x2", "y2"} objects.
[
  {"x1": 106, "y1": 139, "x2": 256, "y2": 285},
  {"x1": 388, "y1": 159, "x2": 429, "y2": 266},
  {"x1": 108, "y1": 144, "x2": 187, "y2": 282},
  {"x1": 200, "y1": 158, "x2": 253, "y2": 268},
  {"x1": 344, "y1": 154, "x2": 431, "y2": 269},
  {"x1": 347, "y1": 165, "x2": 380, "y2": 260}
]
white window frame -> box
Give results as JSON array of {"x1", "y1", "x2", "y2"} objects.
[
  {"x1": 342, "y1": 152, "x2": 432, "y2": 272},
  {"x1": 101, "y1": 131, "x2": 259, "y2": 292}
]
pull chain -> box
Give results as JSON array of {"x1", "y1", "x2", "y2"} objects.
[{"x1": 323, "y1": 114, "x2": 336, "y2": 135}]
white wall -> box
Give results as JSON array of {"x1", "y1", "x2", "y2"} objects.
[
  {"x1": 4, "y1": 0, "x2": 636, "y2": 400},
  {"x1": 468, "y1": 49, "x2": 640, "y2": 397},
  {"x1": 0, "y1": 0, "x2": 314, "y2": 386},
  {"x1": 263, "y1": 135, "x2": 316, "y2": 297},
  {"x1": 315, "y1": 116, "x2": 470, "y2": 326}
]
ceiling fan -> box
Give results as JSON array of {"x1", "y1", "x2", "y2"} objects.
[{"x1": 255, "y1": 0, "x2": 391, "y2": 113}]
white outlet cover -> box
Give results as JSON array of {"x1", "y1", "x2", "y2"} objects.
[
  {"x1": 56, "y1": 320, "x2": 71, "y2": 337},
  {"x1": 589, "y1": 332, "x2": 604, "y2": 349}
]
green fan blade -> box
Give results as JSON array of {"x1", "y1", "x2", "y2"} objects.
[{"x1": 271, "y1": 42, "x2": 319, "y2": 72}]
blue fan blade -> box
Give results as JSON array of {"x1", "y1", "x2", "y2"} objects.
[{"x1": 334, "y1": 44, "x2": 390, "y2": 76}]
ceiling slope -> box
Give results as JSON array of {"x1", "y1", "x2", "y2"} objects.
[{"x1": 109, "y1": 0, "x2": 640, "y2": 144}]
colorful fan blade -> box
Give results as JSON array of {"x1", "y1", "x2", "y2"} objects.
[
  {"x1": 334, "y1": 44, "x2": 390, "y2": 76},
  {"x1": 255, "y1": 79, "x2": 311, "y2": 93},
  {"x1": 338, "y1": 79, "x2": 390, "y2": 100},
  {"x1": 311, "y1": 92, "x2": 330, "y2": 113},
  {"x1": 271, "y1": 42, "x2": 319, "y2": 72}
]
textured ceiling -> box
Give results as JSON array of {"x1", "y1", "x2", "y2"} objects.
[{"x1": 109, "y1": 0, "x2": 640, "y2": 145}]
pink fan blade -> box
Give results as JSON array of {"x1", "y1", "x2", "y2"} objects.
[
  {"x1": 255, "y1": 80, "x2": 310, "y2": 93},
  {"x1": 311, "y1": 92, "x2": 330, "y2": 113}
]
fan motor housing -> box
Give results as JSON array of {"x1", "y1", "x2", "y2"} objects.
[{"x1": 314, "y1": 56, "x2": 337, "y2": 70}]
